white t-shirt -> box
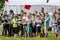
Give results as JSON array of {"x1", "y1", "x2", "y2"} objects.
[
  {"x1": 22, "y1": 16, "x2": 28, "y2": 21},
  {"x1": 35, "y1": 18, "x2": 42, "y2": 23},
  {"x1": 35, "y1": 18, "x2": 42, "y2": 27}
]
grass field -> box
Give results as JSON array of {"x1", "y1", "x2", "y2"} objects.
[{"x1": 0, "y1": 28, "x2": 60, "y2": 40}]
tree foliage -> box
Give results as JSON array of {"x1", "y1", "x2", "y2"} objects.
[{"x1": 0, "y1": 0, "x2": 4, "y2": 9}]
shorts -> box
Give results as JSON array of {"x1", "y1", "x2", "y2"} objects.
[
  {"x1": 32, "y1": 27, "x2": 36, "y2": 33},
  {"x1": 3, "y1": 24, "x2": 9, "y2": 30},
  {"x1": 13, "y1": 27, "x2": 18, "y2": 34},
  {"x1": 18, "y1": 24, "x2": 23, "y2": 32},
  {"x1": 36, "y1": 27, "x2": 41, "y2": 33},
  {"x1": 57, "y1": 26, "x2": 60, "y2": 33}
]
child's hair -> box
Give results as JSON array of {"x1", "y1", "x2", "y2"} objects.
[
  {"x1": 9, "y1": 10, "x2": 14, "y2": 14},
  {"x1": 58, "y1": 8, "x2": 60, "y2": 11},
  {"x1": 3, "y1": 15, "x2": 7, "y2": 18},
  {"x1": 35, "y1": 10, "x2": 38, "y2": 14},
  {"x1": 4, "y1": 10, "x2": 7, "y2": 14},
  {"x1": 41, "y1": 7, "x2": 44, "y2": 10},
  {"x1": 21, "y1": 10, "x2": 24, "y2": 12},
  {"x1": 46, "y1": 13, "x2": 48, "y2": 14},
  {"x1": 57, "y1": 8, "x2": 60, "y2": 16}
]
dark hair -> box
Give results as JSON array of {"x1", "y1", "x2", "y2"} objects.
[
  {"x1": 58, "y1": 13, "x2": 60, "y2": 15},
  {"x1": 41, "y1": 7, "x2": 44, "y2": 10},
  {"x1": 10, "y1": 10, "x2": 14, "y2": 13},
  {"x1": 21, "y1": 10, "x2": 24, "y2": 12},
  {"x1": 3, "y1": 15, "x2": 7, "y2": 18},
  {"x1": 46, "y1": 13, "x2": 48, "y2": 14},
  {"x1": 33, "y1": 14, "x2": 35, "y2": 16},
  {"x1": 58, "y1": 8, "x2": 60, "y2": 11},
  {"x1": 35, "y1": 11, "x2": 38, "y2": 13},
  {"x1": 17, "y1": 14, "x2": 22, "y2": 16},
  {"x1": 24, "y1": 12, "x2": 27, "y2": 14}
]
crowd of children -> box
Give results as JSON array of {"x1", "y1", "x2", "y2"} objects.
[{"x1": 0, "y1": 7, "x2": 60, "y2": 37}]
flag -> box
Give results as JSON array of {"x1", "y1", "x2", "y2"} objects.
[{"x1": 24, "y1": 5, "x2": 31, "y2": 10}]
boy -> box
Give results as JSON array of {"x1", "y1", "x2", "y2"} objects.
[
  {"x1": 18, "y1": 21, "x2": 23, "y2": 37},
  {"x1": 32, "y1": 22, "x2": 36, "y2": 37},
  {"x1": 35, "y1": 16, "x2": 42, "y2": 37},
  {"x1": 2, "y1": 15, "x2": 9, "y2": 36}
]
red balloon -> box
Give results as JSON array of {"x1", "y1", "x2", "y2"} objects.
[{"x1": 24, "y1": 5, "x2": 31, "y2": 10}]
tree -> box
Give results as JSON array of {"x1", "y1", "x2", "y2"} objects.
[{"x1": 0, "y1": 0, "x2": 4, "y2": 9}]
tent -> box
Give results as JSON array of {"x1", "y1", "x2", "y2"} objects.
[{"x1": 4, "y1": 0, "x2": 60, "y2": 14}]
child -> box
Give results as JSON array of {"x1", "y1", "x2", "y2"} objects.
[
  {"x1": 11, "y1": 16, "x2": 18, "y2": 37},
  {"x1": 44, "y1": 13, "x2": 50, "y2": 37},
  {"x1": 56, "y1": 14, "x2": 60, "y2": 37},
  {"x1": 51, "y1": 16, "x2": 57, "y2": 34},
  {"x1": 32, "y1": 22, "x2": 36, "y2": 37},
  {"x1": 0, "y1": 16, "x2": 2, "y2": 25},
  {"x1": 2, "y1": 15, "x2": 9, "y2": 36},
  {"x1": 26, "y1": 22, "x2": 32, "y2": 37},
  {"x1": 18, "y1": 21, "x2": 23, "y2": 37},
  {"x1": 35, "y1": 16, "x2": 42, "y2": 37}
]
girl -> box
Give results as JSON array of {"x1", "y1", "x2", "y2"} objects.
[
  {"x1": 23, "y1": 21, "x2": 27, "y2": 37},
  {"x1": 26, "y1": 22, "x2": 32, "y2": 37},
  {"x1": 11, "y1": 16, "x2": 18, "y2": 37},
  {"x1": 32, "y1": 22, "x2": 36, "y2": 37},
  {"x1": 51, "y1": 16, "x2": 57, "y2": 34}
]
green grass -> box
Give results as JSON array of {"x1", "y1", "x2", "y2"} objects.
[
  {"x1": 0, "y1": 35, "x2": 60, "y2": 40},
  {"x1": 0, "y1": 28, "x2": 60, "y2": 40}
]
